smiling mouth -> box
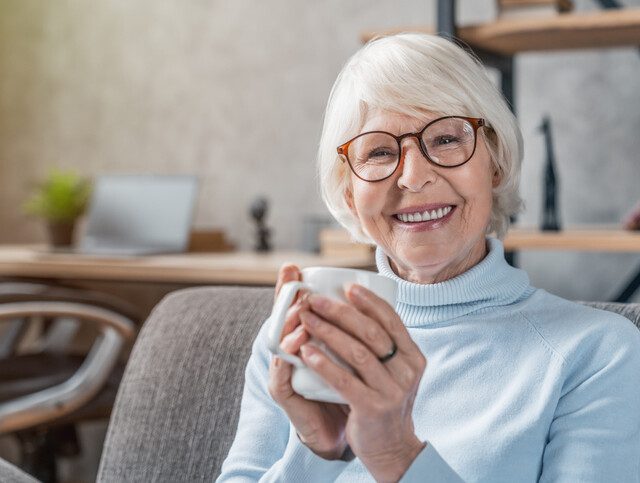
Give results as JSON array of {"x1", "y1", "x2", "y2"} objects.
[{"x1": 394, "y1": 205, "x2": 455, "y2": 223}]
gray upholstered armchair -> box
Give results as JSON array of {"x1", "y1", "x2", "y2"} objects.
[{"x1": 1, "y1": 287, "x2": 639, "y2": 482}]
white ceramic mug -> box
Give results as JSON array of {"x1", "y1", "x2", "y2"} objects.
[{"x1": 267, "y1": 266, "x2": 397, "y2": 404}]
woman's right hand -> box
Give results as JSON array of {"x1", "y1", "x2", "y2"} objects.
[{"x1": 267, "y1": 264, "x2": 349, "y2": 460}]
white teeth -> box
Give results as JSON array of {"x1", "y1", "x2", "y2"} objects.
[{"x1": 397, "y1": 205, "x2": 453, "y2": 223}]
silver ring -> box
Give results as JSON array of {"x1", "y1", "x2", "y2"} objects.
[{"x1": 378, "y1": 341, "x2": 398, "y2": 363}]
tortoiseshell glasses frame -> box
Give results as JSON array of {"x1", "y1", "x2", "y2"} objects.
[{"x1": 336, "y1": 116, "x2": 489, "y2": 182}]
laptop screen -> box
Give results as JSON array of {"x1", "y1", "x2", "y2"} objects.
[{"x1": 80, "y1": 175, "x2": 198, "y2": 253}]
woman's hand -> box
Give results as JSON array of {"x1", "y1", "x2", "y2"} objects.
[
  {"x1": 267, "y1": 264, "x2": 349, "y2": 460},
  {"x1": 298, "y1": 283, "x2": 427, "y2": 483}
]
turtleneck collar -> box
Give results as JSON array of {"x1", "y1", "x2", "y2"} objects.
[{"x1": 375, "y1": 237, "x2": 534, "y2": 327}]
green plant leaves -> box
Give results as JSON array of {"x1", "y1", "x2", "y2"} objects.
[{"x1": 23, "y1": 170, "x2": 92, "y2": 222}]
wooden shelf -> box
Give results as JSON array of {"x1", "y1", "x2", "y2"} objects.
[
  {"x1": 361, "y1": 8, "x2": 640, "y2": 55},
  {"x1": 504, "y1": 227, "x2": 640, "y2": 252}
]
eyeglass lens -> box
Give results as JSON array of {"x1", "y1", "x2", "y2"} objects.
[{"x1": 347, "y1": 117, "x2": 476, "y2": 181}]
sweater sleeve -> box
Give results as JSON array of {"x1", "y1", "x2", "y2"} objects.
[
  {"x1": 539, "y1": 315, "x2": 640, "y2": 482},
  {"x1": 399, "y1": 442, "x2": 465, "y2": 482},
  {"x1": 216, "y1": 321, "x2": 350, "y2": 482}
]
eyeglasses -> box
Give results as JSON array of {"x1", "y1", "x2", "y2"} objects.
[{"x1": 336, "y1": 116, "x2": 488, "y2": 182}]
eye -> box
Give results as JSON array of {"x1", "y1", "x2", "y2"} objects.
[
  {"x1": 433, "y1": 135, "x2": 460, "y2": 146},
  {"x1": 369, "y1": 148, "x2": 394, "y2": 158},
  {"x1": 358, "y1": 146, "x2": 398, "y2": 165}
]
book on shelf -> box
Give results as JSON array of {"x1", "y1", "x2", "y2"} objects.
[{"x1": 496, "y1": 0, "x2": 573, "y2": 19}]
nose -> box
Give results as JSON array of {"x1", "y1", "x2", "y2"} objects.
[{"x1": 396, "y1": 137, "x2": 438, "y2": 192}]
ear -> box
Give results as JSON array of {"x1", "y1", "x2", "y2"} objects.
[
  {"x1": 492, "y1": 167, "x2": 502, "y2": 188},
  {"x1": 344, "y1": 186, "x2": 358, "y2": 218}
]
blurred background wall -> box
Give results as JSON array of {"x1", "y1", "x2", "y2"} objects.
[{"x1": 0, "y1": 0, "x2": 639, "y2": 302}]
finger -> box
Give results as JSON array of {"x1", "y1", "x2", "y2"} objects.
[
  {"x1": 306, "y1": 294, "x2": 394, "y2": 360},
  {"x1": 344, "y1": 284, "x2": 416, "y2": 352},
  {"x1": 346, "y1": 285, "x2": 428, "y2": 379},
  {"x1": 274, "y1": 263, "x2": 301, "y2": 301},
  {"x1": 300, "y1": 310, "x2": 396, "y2": 392},
  {"x1": 279, "y1": 294, "x2": 311, "y2": 341},
  {"x1": 299, "y1": 342, "x2": 374, "y2": 405},
  {"x1": 268, "y1": 356, "x2": 296, "y2": 402},
  {"x1": 301, "y1": 309, "x2": 424, "y2": 393},
  {"x1": 280, "y1": 324, "x2": 310, "y2": 354}
]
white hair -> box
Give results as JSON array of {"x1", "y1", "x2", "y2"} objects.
[{"x1": 317, "y1": 33, "x2": 524, "y2": 243}]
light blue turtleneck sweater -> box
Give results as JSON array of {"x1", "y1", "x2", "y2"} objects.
[{"x1": 218, "y1": 237, "x2": 640, "y2": 482}]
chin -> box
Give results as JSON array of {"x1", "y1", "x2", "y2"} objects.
[{"x1": 395, "y1": 244, "x2": 455, "y2": 272}]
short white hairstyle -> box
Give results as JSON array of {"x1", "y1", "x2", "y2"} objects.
[{"x1": 317, "y1": 33, "x2": 524, "y2": 243}]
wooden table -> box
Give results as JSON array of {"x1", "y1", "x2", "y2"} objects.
[
  {"x1": 0, "y1": 245, "x2": 375, "y2": 285},
  {"x1": 0, "y1": 245, "x2": 376, "y2": 318}
]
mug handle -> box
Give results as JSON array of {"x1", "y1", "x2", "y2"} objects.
[{"x1": 266, "y1": 281, "x2": 311, "y2": 368}]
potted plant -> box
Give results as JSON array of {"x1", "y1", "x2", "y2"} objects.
[{"x1": 23, "y1": 170, "x2": 92, "y2": 247}]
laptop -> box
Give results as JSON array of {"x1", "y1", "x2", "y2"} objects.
[{"x1": 71, "y1": 174, "x2": 198, "y2": 256}]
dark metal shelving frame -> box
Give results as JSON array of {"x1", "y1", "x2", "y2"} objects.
[{"x1": 435, "y1": 0, "x2": 639, "y2": 302}]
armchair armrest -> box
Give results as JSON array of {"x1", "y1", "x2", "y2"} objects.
[{"x1": 0, "y1": 302, "x2": 135, "y2": 433}]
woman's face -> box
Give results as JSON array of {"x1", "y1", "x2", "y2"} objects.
[{"x1": 346, "y1": 110, "x2": 499, "y2": 284}]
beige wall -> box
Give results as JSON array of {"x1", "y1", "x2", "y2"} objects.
[
  {"x1": 1, "y1": 0, "x2": 639, "y2": 301},
  {"x1": 0, "y1": 0, "x2": 445, "y2": 249}
]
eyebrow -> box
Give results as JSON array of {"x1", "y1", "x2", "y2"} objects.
[{"x1": 361, "y1": 116, "x2": 441, "y2": 134}]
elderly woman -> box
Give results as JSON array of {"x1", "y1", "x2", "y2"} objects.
[{"x1": 218, "y1": 33, "x2": 640, "y2": 482}]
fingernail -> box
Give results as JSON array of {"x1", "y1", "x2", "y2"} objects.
[
  {"x1": 282, "y1": 263, "x2": 299, "y2": 277},
  {"x1": 281, "y1": 326, "x2": 303, "y2": 348},
  {"x1": 273, "y1": 356, "x2": 281, "y2": 367},
  {"x1": 343, "y1": 282, "x2": 356, "y2": 297},
  {"x1": 349, "y1": 283, "x2": 364, "y2": 297}
]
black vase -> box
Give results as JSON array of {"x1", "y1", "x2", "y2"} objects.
[{"x1": 47, "y1": 221, "x2": 75, "y2": 247}]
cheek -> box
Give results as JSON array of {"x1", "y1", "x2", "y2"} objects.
[
  {"x1": 352, "y1": 182, "x2": 389, "y2": 217},
  {"x1": 459, "y1": 175, "x2": 495, "y2": 223}
]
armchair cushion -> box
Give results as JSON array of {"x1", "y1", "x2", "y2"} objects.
[{"x1": 98, "y1": 286, "x2": 274, "y2": 482}]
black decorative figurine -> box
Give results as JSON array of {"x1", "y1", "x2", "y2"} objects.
[
  {"x1": 250, "y1": 197, "x2": 272, "y2": 252},
  {"x1": 538, "y1": 116, "x2": 561, "y2": 231}
]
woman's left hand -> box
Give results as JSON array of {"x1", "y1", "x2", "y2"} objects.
[{"x1": 298, "y1": 283, "x2": 427, "y2": 483}]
